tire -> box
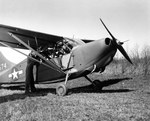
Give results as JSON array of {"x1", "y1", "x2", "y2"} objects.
[{"x1": 56, "y1": 83, "x2": 68, "y2": 96}]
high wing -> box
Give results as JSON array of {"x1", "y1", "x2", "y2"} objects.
[
  {"x1": 0, "y1": 24, "x2": 67, "y2": 74},
  {"x1": 0, "y1": 24, "x2": 63, "y2": 50}
]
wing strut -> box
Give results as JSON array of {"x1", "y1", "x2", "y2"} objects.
[{"x1": 8, "y1": 32, "x2": 65, "y2": 74}]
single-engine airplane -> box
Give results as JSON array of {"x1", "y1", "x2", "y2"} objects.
[{"x1": 0, "y1": 19, "x2": 132, "y2": 96}]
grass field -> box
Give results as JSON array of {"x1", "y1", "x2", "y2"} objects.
[{"x1": 0, "y1": 62, "x2": 150, "y2": 121}]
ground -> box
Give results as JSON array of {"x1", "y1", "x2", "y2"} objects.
[{"x1": 0, "y1": 74, "x2": 150, "y2": 121}]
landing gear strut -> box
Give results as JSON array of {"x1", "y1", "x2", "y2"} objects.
[
  {"x1": 56, "y1": 72, "x2": 70, "y2": 96},
  {"x1": 84, "y1": 75, "x2": 103, "y2": 90}
]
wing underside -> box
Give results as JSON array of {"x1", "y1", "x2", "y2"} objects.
[{"x1": 0, "y1": 24, "x2": 63, "y2": 49}]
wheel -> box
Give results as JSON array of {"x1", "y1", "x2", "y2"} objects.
[
  {"x1": 56, "y1": 83, "x2": 68, "y2": 96},
  {"x1": 93, "y1": 80, "x2": 103, "y2": 90}
]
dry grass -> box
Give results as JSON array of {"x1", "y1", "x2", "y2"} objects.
[
  {"x1": 0, "y1": 73, "x2": 150, "y2": 121},
  {"x1": 103, "y1": 56, "x2": 150, "y2": 76}
]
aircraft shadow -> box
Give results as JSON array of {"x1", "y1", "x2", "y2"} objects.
[
  {"x1": 0, "y1": 86, "x2": 56, "y2": 104},
  {"x1": 0, "y1": 77, "x2": 132, "y2": 104},
  {"x1": 68, "y1": 77, "x2": 133, "y2": 94}
]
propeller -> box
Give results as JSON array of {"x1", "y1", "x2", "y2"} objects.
[{"x1": 100, "y1": 18, "x2": 133, "y2": 64}]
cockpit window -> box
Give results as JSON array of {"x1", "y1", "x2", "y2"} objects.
[{"x1": 40, "y1": 38, "x2": 84, "y2": 59}]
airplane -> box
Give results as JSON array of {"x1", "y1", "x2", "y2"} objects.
[{"x1": 0, "y1": 19, "x2": 132, "y2": 96}]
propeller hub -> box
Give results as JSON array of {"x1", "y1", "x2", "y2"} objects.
[{"x1": 118, "y1": 41, "x2": 124, "y2": 45}]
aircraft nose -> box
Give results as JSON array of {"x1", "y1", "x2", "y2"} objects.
[{"x1": 104, "y1": 38, "x2": 111, "y2": 46}]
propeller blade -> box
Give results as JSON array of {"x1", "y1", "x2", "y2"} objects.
[
  {"x1": 100, "y1": 18, "x2": 116, "y2": 40},
  {"x1": 100, "y1": 18, "x2": 133, "y2": 64},
  {"x1": 117, "y1": 44, "x2": 133, "y2": 64}
]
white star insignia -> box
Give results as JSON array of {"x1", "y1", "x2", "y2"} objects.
[
  {"x1": 8, "y1": 68, "x2": 23, "y2": 81},
  {"x1": 12, "y1": 69, "x2": 18, "y2": 80}
]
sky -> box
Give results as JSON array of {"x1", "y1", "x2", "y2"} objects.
[{"x1": 0, "y1": 0, "x2": 149, "y2": 63}]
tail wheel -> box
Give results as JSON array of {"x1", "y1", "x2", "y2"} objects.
[{"x1": 56, "y1": 83, "x2": 68, "y2": 96}]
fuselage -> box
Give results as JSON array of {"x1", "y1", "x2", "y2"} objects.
[{"x1": 0, "y1": 38, "x2": 117, "y2": 84}]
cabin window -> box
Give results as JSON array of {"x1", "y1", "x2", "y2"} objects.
[{"x1": 40, "y1": 38, "x2": 80, "y2": 59}]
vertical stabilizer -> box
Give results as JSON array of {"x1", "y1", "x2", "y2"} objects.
[{"x1": 0, "y1": 51, "x2": 14, "y2": 72}]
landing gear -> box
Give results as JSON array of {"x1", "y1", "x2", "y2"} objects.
[
  {"x1": 56, "y1": 72, "x2": 70, "y2": 96},
  {"x1": 84, "y1": 76, "x2": 103, "y2": 91},
  {"x1": 56, "y1": 83, "x2": 68, "y2": 96}
]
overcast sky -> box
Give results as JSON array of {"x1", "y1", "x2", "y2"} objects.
[{"x1": 0, "y1": 0, "x2": 149, "y2": 63}]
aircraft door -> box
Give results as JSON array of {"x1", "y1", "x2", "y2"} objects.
[
  {"x1": 61, "y1": 54, "x2": 74, "y2": 69},
  {"x1": 71, "y1": 46, "x2": 85, "y2": 71}
]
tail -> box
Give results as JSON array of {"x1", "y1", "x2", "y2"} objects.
[{"x1": 0, "y1": 51, "x2": 15, "y2": 73}]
